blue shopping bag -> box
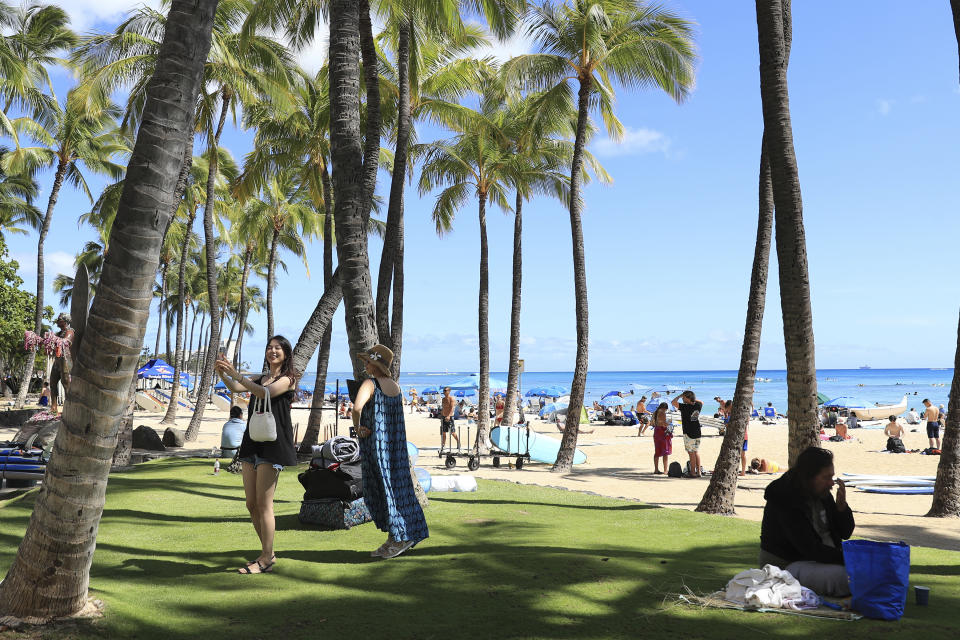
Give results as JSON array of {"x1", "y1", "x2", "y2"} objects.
[{"x1": 842, "y1": 539, "x2": 910, "y2": 620}]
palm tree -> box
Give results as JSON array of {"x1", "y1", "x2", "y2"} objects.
[
  {"x1": 927, "y1": 0, "x2": 960, "y2": 517},
  {"x1": 507, "y1": 0, "x2": 695, "y2": 472},
  {"x1": 2, "y1": 88, "x2": 128, "y2": 409},
  {"x1": 373, "y1": 1, "x2": 522, "y2": 378},
  {"x1": 418, "y1": 80, "x2": 519, "y2": 453},
  {"x1": 0, "y1": 166, "x2": 40, "y2": 239},
  {"x1": 0, "y1": 2, "x2": 74, "y2": 120},
  {"x1": 697, "y1": 4, "x2": 793, "y2": 514},
  {"x1": 0, "y1": 0, "x2": 217, "y2": 619},
  {"x1": 755, "y1": 0, "x2": 818, "y2": 467}
]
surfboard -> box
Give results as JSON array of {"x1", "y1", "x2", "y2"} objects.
[
  {"x1": 859, "y1": 486, "x2": 934, "y2": 495},
  {"x1": 490, "y1": 426, "x2": 587, "y2": 465},
  {"x1": 211, "y1": 393, "x2": 231, "y2": 412},
  {"x1": 135, "y1": 391, "x2": 164, "y2": 412},
  {"x1": 842, "y1": 474, "x2": 935, "y2": 482}
]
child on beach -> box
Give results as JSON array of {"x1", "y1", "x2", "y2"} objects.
[
  {"x1": 884, "y1": 415, "x2": 906, "y2": 453},
  {"x1": 651, "y1": 402, "x2": 672, "y2": 474}
]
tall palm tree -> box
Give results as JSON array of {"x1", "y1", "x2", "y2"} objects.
[
  {"x1": 755, "y1": 0, "x2": 818, "y2": 467},
  {"x1": 373, "y1": 0, "x2": 522, "y2": 378},
  {"x1": 0, "y1": 2, "x2": 74, "y2": 120},
  {"x1": 927, "y1": 0, "x2": 960, "y2": 517},
  {"x1": 697, "y1": 3, "x2": 793, "y2": 514},
  {"x1": 418, "y1": 81, "x2": 519, "y2": 453},
  {"x1": 224, "y1": 199, "x2": 271, "y2": 370},
  {"x1": 2, "y1": 88, "x2": 128, "y2": 409},
  {"x1": 507, "y1": 0, "x2": 695, "y2": 472},
  {"x1": 0, "y1": 0, "x2": 217, "y2": 619}
]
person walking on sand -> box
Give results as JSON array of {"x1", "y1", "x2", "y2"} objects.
[
  {"x1": 636, "y1": 396, "x2": 650, "y2": 436},
  {"x1": 923, "y1": 398, "x2": 941, "y2": 452},
  {"x1": 216, "y1": 335, "x2": 298, "y2": 575},
  {"x1": 409, "y1": 388, "x2": 418, "y2": 413},
  {"x1": 49, "y1": 313, "x2": 74, "y2": 415},
  {"x1": 353, "y1": 345, "x2": 429, "y2": 559},
  {"x1": 440, "y1": 387, "x2": 459, "y2": 451},
  {"x1": 672, "y1": 390, "x2": 703, "y2": 478},
  {"x1": 651, "y1": 402, "x2": 673, "y2": 474}
]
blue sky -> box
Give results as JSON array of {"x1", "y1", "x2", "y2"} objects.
[{"x1": 6, "y1": 1, "x2": 960, "y2": 373}]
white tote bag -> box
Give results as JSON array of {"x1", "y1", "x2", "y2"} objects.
[{"x1": 249, "y1": 392, "x2": 277, "y2": 442}]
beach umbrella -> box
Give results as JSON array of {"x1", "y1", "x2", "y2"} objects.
[
  {"x1": 540, "y1": 401, "x2": 568, "y2": 417},
  {"x1": 452, "y1": 389, "x2": 476, "y2": 398},
  {"x1": 525, "y1": 385, "x2": 568, "y2": 397},
  {"x1": 324, "y1": 383, "x2": 350, "y2": 395},
  {"x1": 600, "y1": 395, "x2": 631, "y2": 407},
  {"x1": 420, "y1": 386, "x2": 440, "y2": 395},
  {"x1": 823, "y1": 396, "x2": 869, "y2": 409},
  {"x1": 447, "y1": 372, "x2": 509, "y2": 392},
  {"x1": 602, "y1": 390, "x2": 631, "y2": 399},
  {"x1": 817, "y1": 392, "x2": 831, "y2": 405}
]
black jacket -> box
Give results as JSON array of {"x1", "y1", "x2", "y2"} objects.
[{"x1": 760, "y1": 473, "x2": 855, "y2": 565}]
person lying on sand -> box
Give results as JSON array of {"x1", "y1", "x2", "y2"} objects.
[{"x1": 748, "y1": 457, "x2": 781, "y2": 474}]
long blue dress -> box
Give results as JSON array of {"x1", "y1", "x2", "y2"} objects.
[{"x1": 359, "y1": 379, "x2": 429, "y2": 544}]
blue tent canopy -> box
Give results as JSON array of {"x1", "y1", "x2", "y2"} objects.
[
  {"x1": 324, "y1": 383, "x2": 350, "y2": 395},
  {"x1": 447, "y1": 373, "x2": 508, "y2": 392},
  {"x1": 420, "y1": 386, "x2": 441, "y2": 395}
]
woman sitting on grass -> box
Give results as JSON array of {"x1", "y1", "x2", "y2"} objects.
[
  {"x1": 759, "y1": 447, "x2": 854, "y2": 596},
  {"x1": 216, "y1": 336, "x2": 298, "y2": 575}
]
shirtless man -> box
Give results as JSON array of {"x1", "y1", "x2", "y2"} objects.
[
  {"x1": 884, "y1": 415, "x2": 906, "y2": 453},
  {"x1": 635, "y1": 396, "x2": 650, "y2": 436},
  {"x1": 49, "y1": 313, "x2": 75, "y2": 415},
  {"x1": 923, "y1": 398, "x2": 941, "y2": 452},
  {"x1": 440, "y1": 387, "x2": 459, "y2": 451}
]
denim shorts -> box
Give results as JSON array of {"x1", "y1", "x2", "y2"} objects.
[{"x1": 238, "y1": 454, "x2": 283, "y2": 471}]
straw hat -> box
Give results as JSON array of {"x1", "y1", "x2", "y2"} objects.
[{"x1": 358, "y1": 344, "x2": 393, "y2": 377}]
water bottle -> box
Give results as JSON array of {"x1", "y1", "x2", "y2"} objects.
[{"x1": 213, "y1": 459, "x2": 220, "y2": 474}]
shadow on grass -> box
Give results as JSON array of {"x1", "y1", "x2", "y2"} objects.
[{"x1": 426, "y1": 495, "x2": 659, "y2": 511}]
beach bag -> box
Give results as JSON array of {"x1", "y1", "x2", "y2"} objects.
[
  {"x1": 667, "y1": 461, "x2": 683, "y2": 478},
  {"x1": 297, "y1": 497, "x2": 372, "y2": 529},
  {"x1": 886, "y1": 437, "x2": 906, "y2": 454},
  {"x1": 842, "y1": 540, "x2": 910, "y2": 620},
  {"x1": 298, "y1": 461, "x2": 363, "y2": 501},
  {"x1": 249, "y1": 393, "x2": 276, "y2": 442}
]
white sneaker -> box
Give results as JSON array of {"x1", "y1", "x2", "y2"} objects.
[{"x1": 379, "y1": 540, "x2": 414, "y2": 559}]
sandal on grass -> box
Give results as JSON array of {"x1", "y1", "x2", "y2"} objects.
[
  {"x1": 379, "y1": 540, "x2": 415, "y2": 559},
  {"x1": 238, "y1": 558, "x2": 275, "y2": 574}
]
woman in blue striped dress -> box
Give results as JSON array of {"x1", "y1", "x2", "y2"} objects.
[{"x1": 353, "y1": 345, "x2": 428, "y2": 559}]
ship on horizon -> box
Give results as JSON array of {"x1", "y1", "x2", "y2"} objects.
[{"x1": 859, "y1": 365, "x2": 872, "y2": 370}]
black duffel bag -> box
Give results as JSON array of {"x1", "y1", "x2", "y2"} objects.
[{"x1": 298, "y1": 461, "x2": 363, "y2": 501}]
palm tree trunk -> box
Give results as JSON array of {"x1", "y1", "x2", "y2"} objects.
[
  {"x1": 554, "y1": 81, "x2": 592, "y2": 473},
  {"x1": 16, "y1": 158, "x2": 67, "y2": 409},
  {"x1": 0, "y1": 0, "x2": 215, "y2": 619},
  {"x1": 185, "y1": 94, "x2": 229, "y2": 441},
  {"x1": 193, "y1": 314, "x2": 206, "y2": 398},
  {"x1": 502, "y1": 190, "x2": 523, "y2": 428},
  {"x1": 161, "y1": 209, "x2": 198, "y2": 424},
  {"x1": 291, "y1": 268, "x2": 344, "y2": 374},
  {"x1": 358, "y1": 0, "x2": 380, "y2": 225},
  {"x1": 154, "y1": 261, "x2": 167, "y2": 356},
  {"x1": 473, "y1": 192, "x2": 491, "y2": 453},
  {"x1": 756, "y1": 0, "x2": 817, "y2": 468},
  {"x1": 927, "y1": 3, "x2": 960, "y2": 516},
  {"x1": 299, "y1": 174, "x2": 336, "y2": 453},
  {"x1": 376, "y1": 20, "x2": 410, "y2": 373},
  {"x1": 186, "y1": 302, "x2": 197, "y2": 380},
  {"x1": 697, "y1": 144, "x2": 774, "y2": 513},
  {"x1": 330, "y1": 0, "x2": 377, "y2": 379},
  {"x1": 233, "y1": 245, "x2": 252, "y2": 370},
  {"x1": 266, "y1": 229, "x2": 279, "y2": 340}
]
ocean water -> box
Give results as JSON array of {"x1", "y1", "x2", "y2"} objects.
[{"x1": 302, "y1": 368, "x2": 954, "y2": 415}]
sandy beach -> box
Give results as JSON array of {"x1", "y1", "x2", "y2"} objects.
[{"x1": 4, "y1": 401, "x2": 956, "y2": 552}]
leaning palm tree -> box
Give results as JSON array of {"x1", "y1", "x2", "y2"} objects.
[
  {"x1": 0, "y1": 0, "x2": 217, "y2": 620},
  {"x1": 507, "y1": 0, "x2": 696, "y2": 472},
  {"x1": 755, "y1": 0, "x2": 818, "y2": 467},
  {"x1": 2, "y1": 88, "x2": 128, "y2": 409},
  {"x1": 697, "y1": 2, "x2": 793, "y2": 514}
]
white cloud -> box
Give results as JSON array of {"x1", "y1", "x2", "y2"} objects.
[
  {"x1": 876, "y1": 98, "x2": 894, "y2": 116},
  {"x1": 10, "y1": 250, "x2": 74, "y2": 280},
  {"x1": 591, "y1": 126, "x2": 671, "y2": 157},
  {"x1": 62, "y1": 1, "x2": 164, "y2": 34},
  {"x1": 470, "y1": 22, "x2": 536, "y2": 63}
]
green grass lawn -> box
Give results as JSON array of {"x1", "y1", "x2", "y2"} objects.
[{"x1": 1, "y1": 458, "x2": 958, "y2": 639}]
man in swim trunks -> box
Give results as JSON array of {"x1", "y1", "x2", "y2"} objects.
[
  {"x1": 923, "y1": 398, "x2": 941, "y2": 452},
  {"x1": 49, "y1": 313, "x2": 75, "y2": 415},
  {"x1": 440, "y1": 387, "x2": 459, "y2": 451}
]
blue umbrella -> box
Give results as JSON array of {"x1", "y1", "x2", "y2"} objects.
[
  {"x1": 324, "y1": 383, "x2": 350, "y2": 395},
  {"x1": 525, "y1": 385, "x2": 568, "y2": 397},
  {"x1": 214, "y1": 380, "x2": 228, "y2": 390},
  {"x1": 602, "y1": 390, "x2": 627, "y2": 399},
  {"x1": 448, "y1": 373, "x2": 509, "y2": 392},
  {"x1": 600, "y1": 395, "x2": 631, "y2": 407},
  {"x1": 420, "y1": 386, "x2": 440, "y2": 395},
  {"x1": 452, "y1": 389, "x2": 476, "y2": 398},
  {"x1": 540, "y1": 401, "x2": 568, "y2": 417}
]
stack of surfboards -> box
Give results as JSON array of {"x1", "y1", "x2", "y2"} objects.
[{"x1": 842, "y1": 473, "x2": 935, "y2": 495}]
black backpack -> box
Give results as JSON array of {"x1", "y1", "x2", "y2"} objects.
[
  {"x1": 886, "y1": 437, "x2": 906, "y2": 454},
  {"x1": 298, "y1": 461, "x2": 363, "y2": 501},
  {"x1": 667, "y1": 461, "x2": 683, "y2": 478}
]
